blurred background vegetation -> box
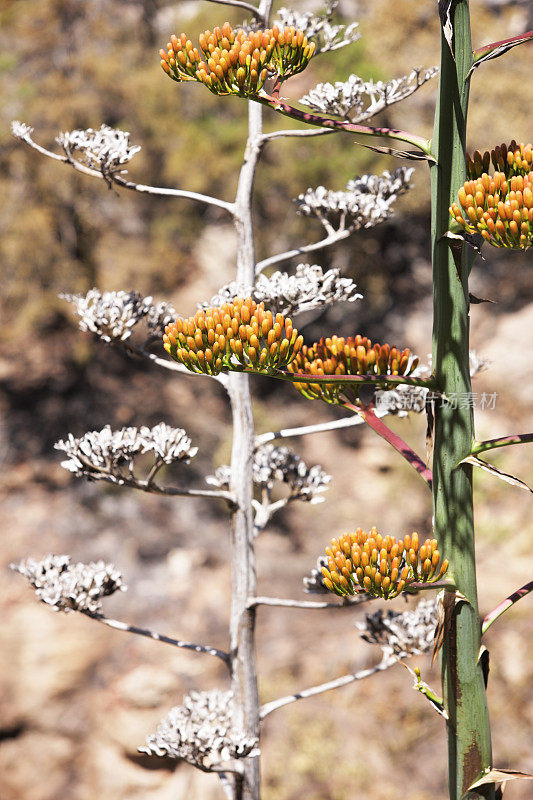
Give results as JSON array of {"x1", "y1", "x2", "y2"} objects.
[{"x1": 1, "y1": 1, "x2": 532, "y2": 798}]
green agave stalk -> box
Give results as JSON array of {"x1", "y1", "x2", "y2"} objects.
[{"x1": 430, "y1": 2, "x2": 493, "y2": 797}]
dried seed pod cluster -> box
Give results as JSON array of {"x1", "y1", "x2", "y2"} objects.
[
  {"x1": 321, "y1": 527, "x2": 449, "y2": 600},
  {"x1": 287, "y1": 334, "x2": 418, "y2": 405},
  {"x1": 450, "y1": 171, "x2": 533, "y2": 249},
  {"x1": 159, "y1": 22, "x2": 315, "y2": 97},
  {"x1": 163, "y1": 297, "x2": 303, "y2": 376},
  {"x1": 467, "y1": 141, "x2": 532, "y2": 180}
]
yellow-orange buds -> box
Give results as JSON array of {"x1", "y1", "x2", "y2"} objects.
[
  {"x1": 287, "y1": 335, "x2": 418, "y2": 406},
  {"x1": 467, "y1": 141, "x2": 532, "y2": 180},
  {"x1": 451, "y1": 170, "x2": 533, "y2": 250},
  {"x1": 159, "y1": 22, "x2": 315, "y2": 97},
  {"x1": 320, "y1": 527, "x2": 448, "y2": 600},
  {"x1": 163, "y1": 297, "x2": 303, "y2": 376}
]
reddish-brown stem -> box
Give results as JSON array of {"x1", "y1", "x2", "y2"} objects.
[
  {"x1": 473, "y1": 29, "x2": 533, "y2": 59},
  {"x1": 481, "y1": 580, "x2": 533, "y2": 635},
  {"x1": 270, "y1": 76, "x2": 283, "y2": 100},
  {"x1": 264, "y1": 369, "x2": 436, "y2": 390},
  {"x1": 255, "y1": 92, "x2": 433, "y2": 157},
  {"x1": 471, "y1": 432, "x2": 533, "y2": 456},
  {"x1": 346, "y1": 403, "x2": 433, "y2": 488}
]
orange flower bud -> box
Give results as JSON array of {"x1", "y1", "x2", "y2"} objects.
[
  {"x1": 288, "y1": 334, "x2": 418, "y2": 407},
  {"x1": 318, "y1": 528, "x2": 448, "y2": 599},
  {"x1": 163, "y1": 298, "x2": 303, "y2": 376},
  {"x1": 454, "y1": 144, "x2": 533, "y2": 249},
  {"x1": 160, "y1": 23, "x2": 315, "y2": 96}
]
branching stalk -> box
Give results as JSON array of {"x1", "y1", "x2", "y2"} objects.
[
  {"x1": 348, "y1": 404, "x2": 433, "y2": 488},
  {"x1": 81, "y1": 611, "x2": 230, "y2": 664},
  {"x1": 227, "y1": 5, "x2": 274, "y2": 798},
  {"x1": 246, "y1": 596, "x2": 369, "y2": 610},
  {"x1": 255, "y1": 93, "x2": 433, "y2": 157},
  {"x1": 259, "y1": 657, "x2": 396, "y2": 719},
  {"x1": 204, "y1": 0, "x2": 262, "y2": 19},
  {"x1": 74, "y1": 455, "x2": 236, "y2": 504},
  {"x1": 119, "y1": 338, "x2": 229, "y2": 385},
  {"x1": 255, "y1": 227, "x2": 353, "y2": 274},
  {"x1": 255, "y1": 413, "x2": 365, "y2": 446},
  {"x1": 260, "y1": 127, "x2": 335, "y2": 143},
  {"x1": 16, "y1": 131, "x2": 235, "y2": 213}
]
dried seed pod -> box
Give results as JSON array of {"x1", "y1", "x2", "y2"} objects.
[
  {"x1": 287, "y1": 334, "x2": 418, "y2": 406},
  {"x1": 320, "y1": 527, "x2": 448, "y2": 600},
  {"x1": 159, "y1": 22, "x2": 315, "y2": 97},
  {"x1": 163, "y1": 297, "x2": 303, "y2": 376}
]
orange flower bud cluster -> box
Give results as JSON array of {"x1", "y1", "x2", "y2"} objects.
[
  {"x1": 159, "y1": 22, "x2": 315, "y2": 97},
  {"x1": 321, "y1": 527, "x2": 449, "y2": 600},
  {"x1": 163, "y1": 297, "x2": 303, "y2": 376},
  {"x1": 467, "y1": 141, "x2": 532, "y2": 180},
  {"x1": 287, "y1": 335, "x2": 418, "y2": 405},
  {"x1": 450, "y1": 171, "x2": 533, "y2": 249}
]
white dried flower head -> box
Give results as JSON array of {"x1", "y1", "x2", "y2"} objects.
[
  {"x1": 11, "y1": 120, "x2": 34, "y2": 143},
  {"x1": 146, "y1": 300, "x2": 179, "y2": 336},
  {"x1": 205, "y1": 465, "x2": 232, "y2": 490},
  {"x1": 375, "y1": 384, "x2": 427, "y2": 416},
  {"x1": 254, "y1": 264, "x2": 362, "y2": 316},
  {"x1": 55, "y1": 425, "x2": 141, "y2": 479},
  {"x1": 137, "y1": 423, "x2": 198, "y2": 464},
  {"x1": 275, "y1": 1, "x2": 360, "y2": 54},
  {"x1": 376, "y1": 351, "x2": 487, "y2": 416},
  {"x1": 252, "y1": 444, "x2": 288, "y2": 487},
  {"x1": 346, "y1": 168, "x2": 414, "y2": 200},
  {"x1": 300, "y1": 67, "x2": 438, "y2": 120},
  {"x1": 55, "y1": 423, "x2": 197, "y2": 479},
  {"x1": 139, "y1": 689, "x2": 259, "y2": 768},
  {"x1": 60, "y1": 288, "x2": 153, "y2": 342},
  {"x1": 207, "y1": 445, "x2": 330, "y2": 502},
  {"x1": 296, "y1": 167, "x2": 414, "y2": 232},
  {"x1": 303, "y1": 554, "x2": 332, "y2": 594},
  {"x1": 201, "y1": 265, "x2": 361, "y2": 318},
  {"x1": 285, "y1": 457, "x2": 331, "y2": 502},
  {"x1": 357, "y1": 597, "x2": 438, "y2": 659},
  {"x1": 200, "y1": 282, "x2": 251, "y2": 310},
  {"x1": 374, "y1": 360, "x2": 429, "y2": 416},
  {"x1": 56, "y1": 124, "x2": 141, "y2": 173},
  {"x1": 250, "y1": 444, "x2": 331, "y2": 501},
  {"x1": 10, "y1": 554, "x2": 125, "y2": 614},
  {"x1": 301, "y1": 73, "x2": 366, "y2": 118}
]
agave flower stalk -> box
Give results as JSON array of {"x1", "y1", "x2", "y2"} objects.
[
  {"x1": 225, "y1": 6, "x2": 273, "y2": 800},
  {"x1": 431, "y1": 2, "x2": 493, "y2": 797}
]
